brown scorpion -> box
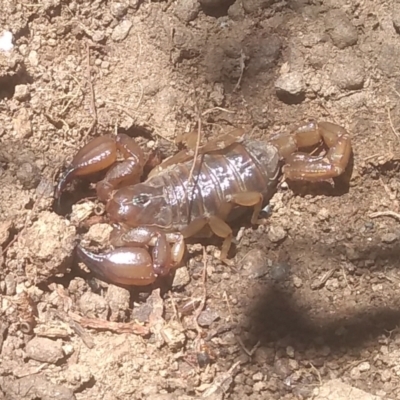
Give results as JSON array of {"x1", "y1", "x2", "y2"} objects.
[{"x1": 55, "y1": 121, "x2": 352, "y2": 286}]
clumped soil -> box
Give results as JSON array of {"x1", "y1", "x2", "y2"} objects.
[{"x1": 1, "y1": 1, "x2": 400, "y2": 399}]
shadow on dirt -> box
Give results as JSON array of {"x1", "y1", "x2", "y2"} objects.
[
  {"x1": 249, "y1": 240, "x2": 400, "y2": 354},
  {"x1": 250, "y1": 284, "x2": 400, "y2": 350}
]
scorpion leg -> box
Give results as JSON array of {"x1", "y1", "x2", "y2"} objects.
[
  {"x1": 272, "y1": 121, "x2": 352, "y2": 182},
  {"x1": 226, "y1": 192, "x2": 264, "y2": 224},
  {"x1": 148, "y1": 128, "x2": 245, "y2": 178},
  {"x1": 55, "y1": 134, "x2": 145, "y2": 200},
  {"x1": 181, "y1": 217, "x2": 233, "y2": 262}
]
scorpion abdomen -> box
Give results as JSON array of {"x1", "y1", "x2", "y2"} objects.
[{"x1": 155, "y1": 140, "x2": 280, "y2": 233}]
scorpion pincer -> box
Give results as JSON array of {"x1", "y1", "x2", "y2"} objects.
[{"x1": 55, "y1": 121, "x2": 352, "y2": 286}]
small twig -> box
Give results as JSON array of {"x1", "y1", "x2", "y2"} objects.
[
  {"x1": 187, "y1": 103, "x2": 202, "y2": 184},
  {"x1": 310, "y1": 268, "x2": 336, "y2": 290},
  {"x1": 309, "y1": 362, "x2": 323, "y2": 386},
  {"x1": 202, "y1": 107, "x2": 235, "y2": 117},
  {"x1": 193, "y1": 248, "x2": 208, "y2": 337},
  {"x1": 68, "y1": 311, "x2": 149, "y2": 337},
  {"x1": 387, "y1": 105, "x2": 399, "y2": 139},
  {"x1": 233, "y1": 50, "x2": 246, "y2": 92},
  {"x1": 52, "y1": 310, "x2": 94, "y2": 349},
  {"x1": 223, "y1": 291, "x2": 234, "y2": 322},
  {"x1": 83, "y1": 44, "x2": 97, "y2": 140},
  {"x1": 370, "y1": 210, "x2": 400, "y2": 221},
  {"x1": 236, "y1": 337, "x2": 260, "y2": 357}
]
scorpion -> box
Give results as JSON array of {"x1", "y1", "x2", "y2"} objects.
[{"x1": 55, "y1": 121, "x2": 352, "y2": 286}]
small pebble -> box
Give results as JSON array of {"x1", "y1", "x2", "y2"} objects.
[
  {"x1": 28, "y1": 50, "x2": 39, "y2": 67},
  {"x1": 330, "y1": 52, "x2": 365, "y2": 90},
  {"x1": 270, "y1": 262, "x2": 290, "y2": 282},
  {"x1": 267, "y1": 225, "x2": 287, "y2": 243},
  {"x1": 62, "y1": 343, "x2": 74, "y2": 357},
  {"x1": 292, "y1": 275, "x2": 303, "y2": 288},
  {"x1": 358, "y1": 361, "x2": 371, "y2": 372},
  {"x1": 25, "y1": 337, "x2": 64, "y2": 364},
  {"x1": 381, "y1": 232, "x2": 397, "y2": 244},
  {"x1": 275, "y1": 71, "x2": 305, "y2": 104},
  {"x1": 197, "y1": 308, "x2": 220, "y2": 327},
  {"x1": 85, "y1": 223, "x2": 113, "y2": 245},
  {"x1": 16, "y1": 162, "x2": 41, "y2": 190},
  {"x1": 393, "y1": 2, "x2": 400, "y2": 33},
  {"x1": 110, "y1": 2, "x2": 128, "y2": 19},
  {"x1": 131, "y1": 302, "x2": 152, "y2": 323},
  {"x1": 174, "y1": 0, "x2": 200, "y2": 23},
  {"x1": 252, "y1": 372, "x2": 263, "y2": 381},
  {"x1": 380, "y1": 369, "x2": 391, "y2": 382},
  {"x1": 172, "y1": 266, "x2": 191, "y2": 288},
  {"x1": 240, "y1": 249, "x2": 270, "y2": 279},
  {"x1": 286, "y1": 346, "x2": 295, "y2": 358},
  {"x1": 14, "y1": 84, "x2": 30, "y2": 101},
  {"x1": 111, "y1": 20, "x2": 133, "y2": 42},
  {"x1": 0, "y1": 221, "x2": 12, "y2": 247},
  {"x1": 325, "y1": 9, "x2": 358, "y2": 49},
  {"x1": 13, "y1": 108, "x2": 32, "y2": 139},
  {"x1": 78, "y1": 292, "x2": 109, "y2": 319},
  {"x1": 274, "y1": 358, "x2": 291, "y2": 378},
  {"x1": 317, "y1": 208, "x2": 330, "y2": 221},
  {"x1": 162, "y1": 324, "x2": 186, "y2": 351},
  {"x1": 106, "y1": 284, "x2": 130, "y2": 321},
  {"x1": 253, "y1": 381, "x2": 267, "y2": 392}
]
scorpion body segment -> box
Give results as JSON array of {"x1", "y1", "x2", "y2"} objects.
[{"x1": 56, "y1": 121, "x2": 352, "y2": 286}]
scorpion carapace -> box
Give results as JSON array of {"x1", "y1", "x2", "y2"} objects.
[{"x1": 56, "y1": 121, "x2": 352, "y2": 286}]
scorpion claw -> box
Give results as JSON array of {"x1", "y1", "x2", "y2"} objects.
[{"x1": 76, "y1": 244, "x2": 157, "y2": 286}]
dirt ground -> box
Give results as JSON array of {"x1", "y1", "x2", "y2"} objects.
[{"x1": 2, "y1": 0, "x2": 400, "y2": 399}]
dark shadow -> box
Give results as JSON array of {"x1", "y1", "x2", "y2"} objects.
[
  {"x1": 0, "y1": 66, "x2": 34, "y2": 100},
  {"x1": 248, "y1": 238, "x2": 400, "y2": 354},
  {"x1": 250, "y1": 284, "x2": 400, "y2": 350},
  {"x1": 199, "y1": 0, "x2": 236, "y2": 18}
]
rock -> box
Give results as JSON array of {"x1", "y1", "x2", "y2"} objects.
[
  {"x1": 28, "y1": 50, "x2": 39, "y2": 66},
  {"x1": 292, "y1": 275, "x2": 303, "y2": 288},
  {"x1": 242, "y1": 0, "x2": 274, "y2": 14},
  {"x1": 85, "y1": 223, "x2": 113, "y2": 246},
  {"x1": 172, "y1": 266, "x2": 190, "y2": 288},
  {"x1": 330, "y1": 52, "x2": 365, "y2": 90},
  {"x1": 381, "y1": 232, "x2": 397, "y2": 244},
  {"x1": 106, "y1": 284, "x2": 130, "y2": 321},
  {"x1": 110, "y1": 2, "x2": 128, "y2": 19},
  {"x1": 240, "y1": 249, "x2": 270, "y2": 279},
  {"x1": 111, "y1": 20, "x2": 133, "y2": 42},
  {"x1": 17, "y1": 211, "x2": 77, "y2": 282},
  {"x1": 275, "y1": 71, "x2": 305, "y2": 104},
  {"x1": 314, "y1": 379, "x2": 383, "y2": 400},
  {"x1": 26, "y1": 337, "x2": 64, "y2": 363},
  {"x1": 270, "y1": 262, "x2": 290, "y2": 282},
  {"x1": 174, "y1": 0, "x2": 200, "y2": 23},
  {"x1": 78, "y1": 291, "x2": 109, "y2": 319},
  {"x1": 14, "y1": 84, "x2": 30, "y2": 101},
  {"x1": 13, "y1": 108, "x2": 32, "y2": 139},
  {"x1": 324, "y1": 9, "x2": 358, "y2": 49},
  {"x1": 267, "y1": 225, "x2": 287, "y2": 243},
  {"x1": 378, "y1": 43, "x2": 400, "y2": 77},
  {"x1": 4, "y1": 274, "x2": 16, "y2": 295},
  {"x1": 228, "y1": 1, "x2": 245, "y2": 20},
  {"x1": 0, "y1": 221, "x2": 12, "y2": 246},
  {"x1": 16, "y1": 162, "x2": 41, "y2": 190},
  {"x1": 393, "y1": 2, "x2": 400, "y2": 33},
  {"x1": 198, "y1": 309, "x2": 220, "y2": 327},
  {"x1": 3, "y1": 375, "x2": 75, "y2": 400}
]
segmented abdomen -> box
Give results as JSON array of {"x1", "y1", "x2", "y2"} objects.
[{"x1": 155, "y1": 140, "x2": 281, "y2": 232}]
